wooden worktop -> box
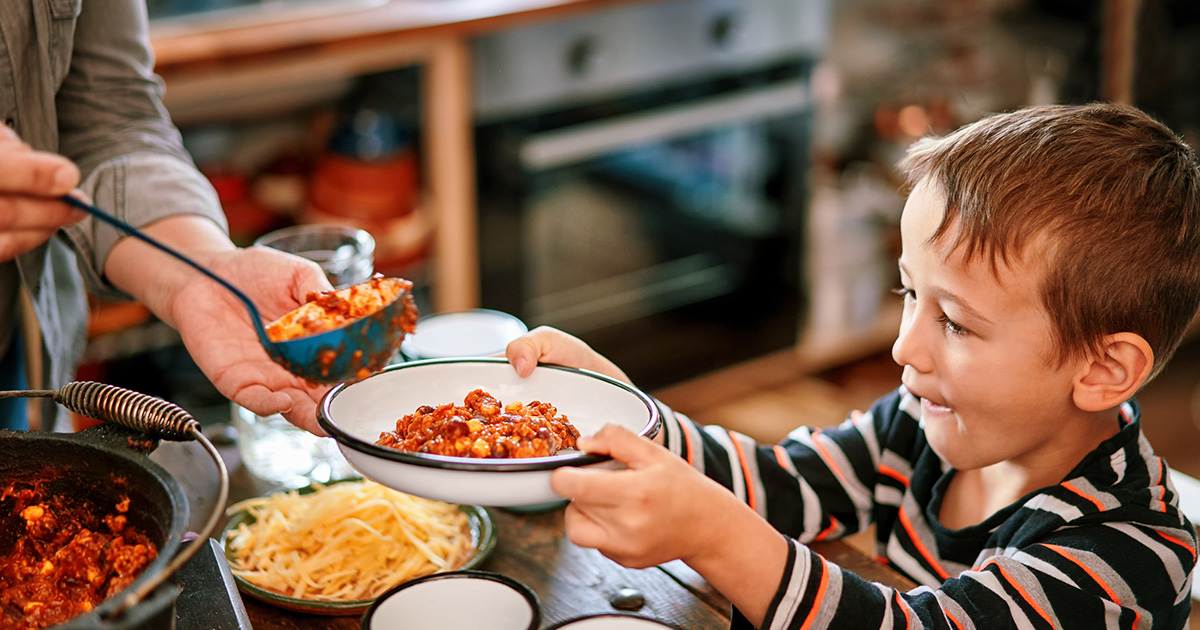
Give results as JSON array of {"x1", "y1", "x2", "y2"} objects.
[{"x1": 151, "y1": 0, "x2": 646, "y2": 74}]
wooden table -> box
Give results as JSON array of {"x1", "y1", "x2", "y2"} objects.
[
  {"x1": 148, "y1": 418, "x2": 917, "y2": 629},
  {"x1": 241, "y1": 507, "x2": 727, "y2": 629},
  {"x1": 236, "y1": 506, "x2": 916, "y2": 629},
  {"x1": 152, "y1": 438, "x2": 916, "y2": 629}
]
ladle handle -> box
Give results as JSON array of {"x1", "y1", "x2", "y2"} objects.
[{"x1": 59, "y1": 195, "x2": 272, "y2": 344}]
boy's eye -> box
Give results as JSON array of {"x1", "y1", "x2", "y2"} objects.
[
  {"x1": 937, "y1": 314, "x2": 968, "y2": 336},
  {"x1": 892, "y1": 286, "x2": 969, "y2": 335}
]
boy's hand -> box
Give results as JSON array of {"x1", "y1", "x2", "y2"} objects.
[
  {"x1": 552, "y1": 423, "x2": 789, "y2": 625},
  {"x1": 506, "y1": 326, "x2": 631, "y2": 384},
  {"x1": 551, "y1": 424, "x2": 740, "y2": 568},
  {"x1": 0, "y1": 126, "x2": 85, "y2": 261}
]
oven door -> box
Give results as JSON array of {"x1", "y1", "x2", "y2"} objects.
[{"x1": 477, "y1": 70, "x2": 812, "y2": 389}]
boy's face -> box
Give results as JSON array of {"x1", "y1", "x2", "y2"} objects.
[{"x1": 892, "y1": 178, "x2": 1099, "y2": 473}]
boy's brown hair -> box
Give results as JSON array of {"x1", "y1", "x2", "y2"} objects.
[{"x1": 897, "y1": 103, "x2": 1200, "y2": 380}]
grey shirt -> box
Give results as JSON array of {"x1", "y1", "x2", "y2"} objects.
[{"x1": 1, "y1": 0, "x2": 228, "y2": 430}]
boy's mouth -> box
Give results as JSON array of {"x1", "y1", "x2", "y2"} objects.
[
  {"x1": 905, "y1": 382, "x2": 954, "y2": 415},
  {"x1": 921, "y1": 398, "x2": 954, "y2": 415}
]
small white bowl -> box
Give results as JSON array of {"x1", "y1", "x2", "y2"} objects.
[
  {"x1": 400, "y1": 309, "x2": 528, "y2": 360},
  {"x1": 547, "y1": 614, "x2": 684, "y2": 629},
  {"x1": 360, "y1": 571, "x2": 540, "y2": 630},
  {"x1": 318, "y1": 358, "x2": 660, "y2": 507}
]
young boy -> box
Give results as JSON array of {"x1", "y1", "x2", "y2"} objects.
[{"x1": 505, "y1": 103, "x2": 1200, "y2": 629}]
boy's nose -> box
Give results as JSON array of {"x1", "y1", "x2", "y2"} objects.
[{"x1": 891, "y1": 312, "x2": 931, "y2": 373}]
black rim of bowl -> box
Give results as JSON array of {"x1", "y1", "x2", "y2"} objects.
[
  {"x1": 359, "y1": 570, "x2": 541, "y2": 630},
  {"x1": 317, "y1": 358, "x2": 661, "y2": 472},
  {"x1": 544, "y1": 613, "x2": 686, "y2": 629}
]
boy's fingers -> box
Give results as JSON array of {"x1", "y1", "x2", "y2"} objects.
[
  {"x1": 576, "y1": 424, "x2": 657, "y2": 467},
  {"x1": 560, "y1": 503, "x2": 610, "y2": 549},
  {"x1": 552, "y1": 465, "x2": 612, "y2": 503},
  {"x1": 552, "y1": 425, "x2": 660, "y2": 502},
  {"x1": 505, "y1": 326, "x2": 581, "y2": 376},
  {"x1": 505, "y1": 326, "x2": 631, "y2": 382}
]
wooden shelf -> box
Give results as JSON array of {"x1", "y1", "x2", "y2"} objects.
[{"x1": 151, "y1": 0, "x2": 652, "y2": 314}]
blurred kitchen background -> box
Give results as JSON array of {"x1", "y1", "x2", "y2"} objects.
[{"x1": 84, "y1": 0, "x2": 1199, "y2": 477}]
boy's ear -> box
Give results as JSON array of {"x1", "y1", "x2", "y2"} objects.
[{"x1": 1072, "y1": 332, "x2": 1154, "y2": 412}]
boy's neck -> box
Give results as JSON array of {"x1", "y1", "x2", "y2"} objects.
[{"x1": 939, "y1": 410, "x2": 1122, "y2": 529}]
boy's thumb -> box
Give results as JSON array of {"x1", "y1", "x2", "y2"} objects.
[{"x1": 577, "y1": 424, "x2": 653, "y2": 468}]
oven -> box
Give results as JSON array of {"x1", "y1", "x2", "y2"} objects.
[{"x1": 472, "y1": 0, "x2": 830, "y2": 389}]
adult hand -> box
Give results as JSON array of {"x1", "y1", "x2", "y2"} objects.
[
  {"x1": 105, "y1": 216, "x2": 335, "y2": 434},
  {"x1": 0, "y1": 126, "x2": 85, "y2": 261},
  {"x1": 505, "y1": 326, "x2": 631, "y2": 383},
  {"x1": 168, "y1": 245, "x2": 334, "y2": 434}
]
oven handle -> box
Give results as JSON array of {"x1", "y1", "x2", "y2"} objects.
[{"x1": 519, "y1": 78, "x2": 810, "y2": 170}]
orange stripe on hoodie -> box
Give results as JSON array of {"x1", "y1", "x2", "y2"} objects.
[
  {"x1": 773, "y1": 445, "x2": 790, "y2": 469},
  {"x1": 1041, "y1": 544, "x2": 1140, "y2": 628},
  {"x1": 1154, "y1": 530, "x2": 1197, "y2": 561},
  {"x1": 1153, "y1": 460, "x2": 1168, "y2": 513},
  {"x1": 798, "y1": 553, "x2": 830, "y2": 630},
  {"x1": 681, "y1": 420, "x2": 696, "y2": 467},
  {"x1": 813, "y1": 516, "x2": 840, "y2": 542},
  {"x1": 985, "y1": 558, "x2": 1056, "y2": 628},
  {"x1": 809, "y1": 430, "x2": 847, "y2": 482},
  {"x1": 1061, "y1": 481, "x2": 1106, "y2": 511},
  {"x1": 893, "y1": 590, "x2": 914, "y2": 628},
  {"x1": 729, "y1": 430, "x2": 757, "y2": 512},
  {"x1": 879, "y1": 463, "x2": 910, "y2": 487},
  {"x1": 898, "y1": 507, "x2": 950, "y2": 580}
]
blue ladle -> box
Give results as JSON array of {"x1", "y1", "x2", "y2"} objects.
[{"x1": 61, "y1": 195, "x2": 417, "y2": 384}]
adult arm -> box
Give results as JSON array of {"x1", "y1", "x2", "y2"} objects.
[{"x1": 51, "y1": 0, "x2": 332, "y2": 433}]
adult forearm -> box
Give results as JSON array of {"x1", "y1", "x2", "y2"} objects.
[{"x1": 103, "y1": 215, "x2": 236, "y2": 329}]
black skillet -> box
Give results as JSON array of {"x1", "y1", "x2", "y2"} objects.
[{"x1": 0, "y1": 381, "x2": 229, "y2": 630}]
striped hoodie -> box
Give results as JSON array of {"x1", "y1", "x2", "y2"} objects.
[{"x1": 658, "y1": 386, "x2": 1197, "y2": 629}]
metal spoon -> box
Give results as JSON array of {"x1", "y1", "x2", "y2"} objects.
[{"x1": 61, "y1": 195, "x2": 417, "y2": 384}]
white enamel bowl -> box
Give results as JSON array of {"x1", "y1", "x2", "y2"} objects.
[
  {"x1": 318, "y1": 358, "x2": 660, "y2": 507},
  {"x1": 399, "y1": 308, "x2": 528, "y2": 360},
  {"x1": 360, "y1": 571, "x2": 540, "y2": 630}
]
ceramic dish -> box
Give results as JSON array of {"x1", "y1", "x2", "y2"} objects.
[
  {"x1": 399, "y1": 308, "x2": 528, "y2": 360},
  {"x1": 220, "y1": 484, "x2": 496, "y2": 615},
  {"x1": 317, "y1": 358, "x2": 661, "y2": 507},
  {"x1": 546, "y1": 614, "x2": 685, "y2": 629},
  {"x1": 360, "y1": 570, "x2": 541, "y2": 630}
]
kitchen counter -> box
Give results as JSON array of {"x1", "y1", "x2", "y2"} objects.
[{"x1": 150, "y1": 0, "x2": 656, "y2": 314}]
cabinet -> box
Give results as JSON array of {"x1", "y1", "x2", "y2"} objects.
[{"x1": 150, "y1": 0, "x2": 647, "y2": 314}]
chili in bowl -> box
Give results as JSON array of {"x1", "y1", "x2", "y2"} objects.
[{"x1": 317, "y1": 358, "x2": 660, "y2": 507}]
